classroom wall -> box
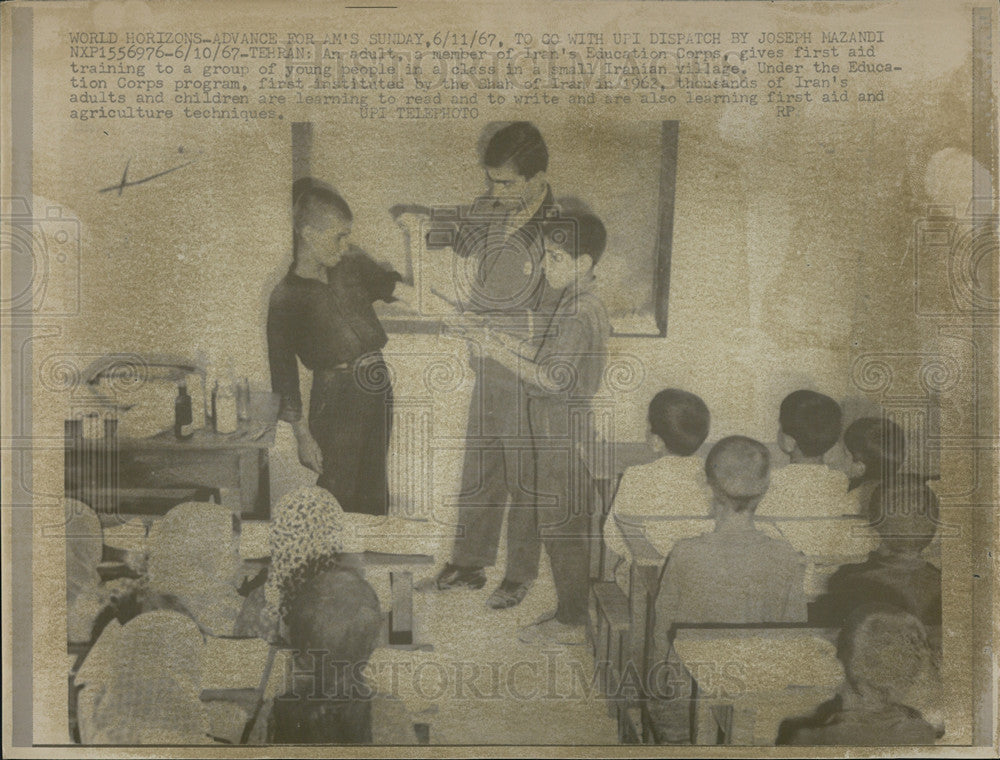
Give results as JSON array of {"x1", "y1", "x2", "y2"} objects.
[{"x1": 34, "y1": 12, "x2": 972, "y2": 501}]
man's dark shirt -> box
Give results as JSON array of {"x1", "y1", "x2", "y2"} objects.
[{"x1": 452, "y1": 187, "x2": 557, "y2": 317}]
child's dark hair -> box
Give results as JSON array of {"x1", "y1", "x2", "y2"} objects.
[
  {"x1": 545, "y1": 213, "x2": 607, "y2": 266},
  {"x1": 844, "y1": 417, "x2": 906, "y2": 475},
  {"x1": 484, "y1": 122, "x2": 548, "y2": 179},
  {"x1": 292, "y1": 177, "x2": 353, "y2": 261},
  {"x1": 647, "y1": 388, "x2": 710, "y2": 456},
  {"x1": 867, "y1": 474, "x2": 940, "y2": 554},
  {"x1": 779, "y1": 390, "x2": 843, "y2": 457}
]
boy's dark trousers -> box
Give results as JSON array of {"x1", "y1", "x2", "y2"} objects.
[
  {"x1": 529, "y1": 397, "x2": 596, "y2": 626},
  {"x1": 451, "y1": 359, "x2": 541, "y2": 584},
  {"x1": 309, "y1": 355, "x2": 392, "y2": 516}
]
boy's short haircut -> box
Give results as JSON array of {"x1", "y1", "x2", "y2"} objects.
[
  {"x1": 779, "y1": 390, "x2": 843, "y2": 457},
  {"x1": 292, "y1": 177, "x2": 353, "y2": 259},
  {"x1": 484, "y1": 122, "x2": 548, "y2": 179},
  {"x1": 705, "y1": 435, "x2": 771, "y2": 512},
  {"x1": 545, "y1": 213, "x2": 607, "y2": 266},
  {"x1": 647, "y1": 388, "x2": 710, "y2": 456},
  {"x1": 293, "y1": 176, "x2": 351, "y2": 227},
  {"x1": 837, "y1": 604, "x2": 933, "y2": 707},
  {"x1": 845, "y1": 417, "x2": 906, "y2": 472},
  {"x1": 867, "y1": 474, "x2": 940, "y2": 553}
]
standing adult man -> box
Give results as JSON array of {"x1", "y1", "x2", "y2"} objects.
[{"x1": 433, "y1": 122, "x2": 559, "y2": 608}]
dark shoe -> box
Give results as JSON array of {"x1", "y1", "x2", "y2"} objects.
[
  {"x1": 486, "y1": 578, "x2": 531, "y2": 609},
  {"x1": 434, "y1": 563, "x2": 487, "y2": 591}
]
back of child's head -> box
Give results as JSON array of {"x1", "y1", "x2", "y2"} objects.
[
  {"x1": 867, "y1": 474, "x2": 940, "y2": 555},
  {"x1": 837, "y1": 604, "x2": 934, "y2": 708},
  {"x1": 285, "y1": 566, "x2": 381, "y2": 678},
  {"x1": 282, "y1": 566, "x2": 381, "y2": 707},
  {"x1": 705, "y1": 436, "x2": 771, "y2": 512},
  {"x1": 647, "y1": 388, "x2": 710, "y2": 456},
  {"x1": 779, "y1": 390, "x2": 843, "y2": 457},
  {"x1": 484, "y1": 121, "x2": 548, "y2": 178},
  {"x1": 845, "y1": 417, "x2": 906, "y2": 474}
]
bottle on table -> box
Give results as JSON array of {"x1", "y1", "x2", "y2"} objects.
[
  {"x1": 236, "y1": 377, "x2": 251, "y2": 422},
  {"x1": 215, "y1": 379, "x2": 238, "y2": 434},
  {"x1": 174, "y1": 379, "x2": 194, "y2": 440},
  {"x1": 203, "y1": 363, "x2": 217, "y2": 431}
]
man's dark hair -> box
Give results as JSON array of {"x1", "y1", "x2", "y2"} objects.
[
  {"x1": 484, "y1": 122, "x2": 548, "y2": 179},
  {"x1": 271, "y1": 566, "x2": 383, "y2": 744},
  {"x1": 779, "y1": 390, "x2": 843, "y2": 457},
  {"x1": 647, "y1": 388, "x2": 710, "y2": 456},
  {"x1": 845, "y1": 417, "x2": 906, "y2": 475},
  {"x1": 545, "y1": 213, "x2": 608, "y2": 266}
]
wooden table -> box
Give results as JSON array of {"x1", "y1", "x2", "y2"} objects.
[{"x1": 66, "y1": 392, "x2": 280, "y2": 520}]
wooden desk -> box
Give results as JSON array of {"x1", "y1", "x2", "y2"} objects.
[
  {"x1": 670, "y1": 624, "x2": 841, "y2": 745},
  {"x1": 357, "y1": 551, "x2": 435, "y2": 649},
  {"x1": 617, "y1": 519, "x2": 665, "y2": 732},
  {"x1": 66, "y1": 392, "x2": 280, "y2": 519}
]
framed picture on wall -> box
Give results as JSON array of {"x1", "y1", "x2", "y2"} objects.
[{"x1": 291, "y1": 119, "x2": 677, "y2": 337}]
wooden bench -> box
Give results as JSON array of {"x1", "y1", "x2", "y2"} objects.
[{"x1": 592, "y1": 581, "x2": 641, "y2": 742}]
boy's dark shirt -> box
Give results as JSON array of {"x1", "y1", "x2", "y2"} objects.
[
  {"x1": 267, "y1": 252, "x2": 401, "y2": 422},
  {"x1": 810, "y1": 548, "x2": 942, "y2": 628},
  {"x1": 776, "y1": 694, "x2": 938, "y2": 746}
]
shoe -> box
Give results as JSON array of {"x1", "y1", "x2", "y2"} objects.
[
  {"x1": 486, "y1": 578, "x2": 531, "y2": 609},
  {"x1": 532, "y1": 609, "x2": 557, "y2": 625},
  {"x1": 518, "y1": 617, "x2": 587, "y2": 647},
  {"x1": 433, "y1": 563, "x2": 487, "y2": 591}
]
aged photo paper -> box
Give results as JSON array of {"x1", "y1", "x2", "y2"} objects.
[{"x1": 1, "y1": 0, "x2": 997, "y2": 755}]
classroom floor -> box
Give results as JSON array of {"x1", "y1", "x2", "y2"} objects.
[{"x1": 365, "y1": 530, "x2": 619, "y2": 745}]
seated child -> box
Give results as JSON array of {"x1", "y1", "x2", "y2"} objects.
[
  {"x1": 612, "y1": 389, "x2": 711, "y2": 517},
  {"x1": 844, "y1": 416, "x2": 906, "y2": 512},
  {"x1": 75, "y1": 608, "x2": 209, "y2": 744},
  {"x1": 777, "y1": 604, "x2": 941, "y2": 745},
  {"x1": 602, "y1": 388, "x2": 711, "y2": 572},
  {"x1": 264, "y1": 486, "x2": 416, "y2": 744},
  {"x1": 268, "y1": 565, "x2": 384, "y2": 744},
  {"x1": 810, "y1": 475, "x2": 942, "y2": 635},
  {"x1": 647, "y1": 436, "x2": 808, "y2": 743},
  {"x1": 758, "y1": 390, "x2": 853, "y2": 517}
]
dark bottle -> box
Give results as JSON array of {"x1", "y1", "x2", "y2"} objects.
[{"x1": 174, "y1": 380, "x2": 194, "y2": 440}]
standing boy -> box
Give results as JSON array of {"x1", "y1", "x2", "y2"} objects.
[
  {"x1": 477, "y1": 213, "x2": 611, "y2": 644},
  {"x1": 267, "y1": 178, "x2": 415, "y2": 514}
]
